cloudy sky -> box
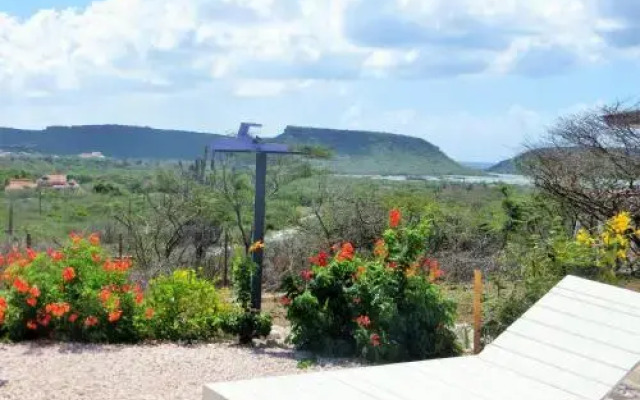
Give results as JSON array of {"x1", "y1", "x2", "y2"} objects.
[{"x1": 1, "y1": 0, "x2": 639, "y2": 162}]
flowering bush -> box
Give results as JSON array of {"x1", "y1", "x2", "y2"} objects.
[
  {"x1": 0, "y1": 233, "x2": 140, "y2": 342},
  {"x1": 0, "y1": 234, "x2": 233, "y2": 343},
  {"x1": 281, "y1": 209, "x2": 460, "y2": 362}
]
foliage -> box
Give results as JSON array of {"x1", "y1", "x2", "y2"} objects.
[
  {"x1": 282, "y1": 209, "x2": 460, "y2": 363},
  {"x1": 229, "y1": 250, "x2": 273, "y2": 344},
  {"x1": 0, "y1": 234, "x2": 141, "y2": 342},
  {"x1": 484, "y1": 211, "x2": 637, "y2": 339},
  {"x1": 135, "y1": 269, "x2": 230, "y2": 341}
]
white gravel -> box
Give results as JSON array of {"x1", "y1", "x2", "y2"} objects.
[{"x1": 0, "y1": 342, "x2": 356, "y2": 400}]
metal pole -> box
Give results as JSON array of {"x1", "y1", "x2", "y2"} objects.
[{"x1": 250, "y1": 152, "x2": 267, "y2": 310}]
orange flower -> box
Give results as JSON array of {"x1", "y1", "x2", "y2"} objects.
[
  {"x1": 373, "y1": 239, "x2": 388, "y2": 258},
  {"x1": 13, "y1": 278, "x2": 29, "y2": 293},
  {"x1": 47, "y1": 249, "x2": 64, "y2": 262},
  {"x1": 84, "y1": 316, "x2": 99, "y2": 327},
  {"x1": 145, "y1": 308, "x2": 155, "y2": 319},
  {"x1": 29, "y1": 286, "x2": 41, "y2": 298},
  {"x1": 389, "y1": 209, "x2": 401, "y2": 228},
  {"x1": 108, "y1": 310, "x2": 122, "y2": 323},
  {"x1": 370, "y1": 333, "x2": 381, "y2": 347},
  {"x1": 355, "y1": 315, "x2": 371, "y2": 328},
  {"x1": 99, "y1": 288, "x2": 112, "y2": 304},
  {"x1": 0, "y1": 254, "x2": 4, "y2": 266},
  {"x1": 354, "y1": 265, "x2": 366, "y2": 280},
  {"x1": 69, "y1": 232, "x2": 82, "y2": 244},
  {"x1": 336, "y1": 242, "x2": 355, "y2": 262},
  {"x1": 26, "y1": 248, "x2": 38, "y2": 261},
  {"x1": 428, "y1": 260, "x2": 444, "y2": 283},
  {"x1": 0, "y1": 297, "x2": 6, "y2": 311},
  {"x1": 249, "y1": 240, "x2": 265, "y2": 253},
  {"x1": 38, "y1": 313, "x2": 51, "y2": 327},
  {"x1": 92, "y1": 254, "x2": 101, "y2": 264},
  {"x1": 68, "y1": 313, "x2": 78, "y2": 323},
  {"x1": 134, "y1": 285, "x2": 144, "y2": 305},
  {"x1": 388, "y1": 262, "x2": 398, "y2": 269},
  {"x1": 26, "y1": 297, "x2": 37, "y2": 307},
  {"x1": 62, "y1": 267, "x2": 76, "y2": 282},
  {"x1": 26, "y1": 320, "x2": 38, "y2": 330},
  {"x1": 46, "y1": 302, "x2": 71, "y2": 318},
  {"x1": 89, "y1": 233, "x2": 100, "y2": 246}
]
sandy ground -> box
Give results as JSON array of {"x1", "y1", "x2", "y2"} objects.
[{"x1": 0, "y1": 342, "x2": 354, "y2": 400}]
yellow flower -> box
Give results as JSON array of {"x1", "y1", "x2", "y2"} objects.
[
  {"x1": 602, "y1": 231, "x2": 612, "y2": 246},
  {"x1": 249, "y1": 240, "x2": 265, "y2": 253},
  {"x1": 576, "y1": 229, "x2": 592, "y2": 245},
  {"x1": 617, "y1": 249, "x2": 627, "y2": 260},
  {"x1": 610, "y1": 212, "x2": 631, "y2": 234}
]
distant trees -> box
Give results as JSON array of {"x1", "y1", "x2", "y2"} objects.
[{"x1": 525, "y1": 103, "x2": 640, "y2": 227}]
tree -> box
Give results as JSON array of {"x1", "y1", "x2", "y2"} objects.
[{"x1": 525, "y1": 103, "x2": 640, "y2": 227}]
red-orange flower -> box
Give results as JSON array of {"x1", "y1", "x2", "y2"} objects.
[
  {"x1": 309, "y1": 251, "x2": 328, "y2": 267},
  {"x1": 388, "y1": 262, "x2": 398, "y2": 269},
  {"x1": 26, "y1": 320, "x2": 37, "y2": 330},
  {"x1": 427, "y1": 259, "x2": 444, "y2": 283},
  {"x1": 89, "y1": 233, "x2": 100, "y2": 246},
  {"x1": 0, "y1": 297, "x2": 6, "y2": 310},
  {"x1": 47, "y1": 249, "x2": 64, "y2": 262},
  {"x1": 13, "y1": 278, "x2": 29, "y2": 293},
  {"x1": 29, "y1": 286, "x2": 41, "y2": 298},
  {"x1": 355, "y1": 315, "x2": 371, "y2": 328},
  {"x1": 26, "y1": 248, "x2": 38, "y2": 261},
  {"x1": 38, "y1": 313, "x2": 51, "y2": 327},
  {"x1": 300, "y1": 269, "x2": 314, "y2": 282},
  {"x1": 279, "y1": 296, "x2": 292, "y2": 306},
  {"x1": 84, "y1": 316, "x2": 99, "y2": 327},
  {"x1": 26, "y1": 297, "x2": 37, "y2": 307},
  {"x1": 99, "y1": 288, "x2": 112, "y2": 303},
  {"x1": 108, "y1": 310, "x2": 122, "y2": 323},
  {"x1": 68, "y1": 313, "x2": 78, "y2": 323},
  {"x1": 373, "y1": 239, "x2": 388, "y2": 258},
  {"x1": 0, "y1": 254, "x2": 5, "y2": 266},
  {"x1": 336, "y1": 242, "x2": 355, "y2": 262},
  {"x1": 62, "y1": 267, "x2": 76, "y2": 282},
  {"x1": 145, "y1": 308, "x2": 155, "y2": 319},
  {"x1": 389, "y1": 208, "x2": 401, "y2": 228},
  {"x1": 46, "y1": 302, "x2": 70, "y2": 318},
  {"x1": 70, "y1": 232, "x2": 82, "y2": 244},
  {"x1": 92, "y1": 254, "x2": 101, "y2": 264},
  {"x1": 370, "y1": 333, "x2": 381, "y2": 347}
]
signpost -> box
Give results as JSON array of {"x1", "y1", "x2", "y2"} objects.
[{"x1": 211, "y1": 123, "x2": 299, "y2": 310}]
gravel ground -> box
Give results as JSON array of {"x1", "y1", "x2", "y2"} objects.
[{"x1": 0, "y1": 342, "x2": 356, "y2": 400}]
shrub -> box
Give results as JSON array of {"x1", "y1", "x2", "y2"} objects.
[
  {"x1": 0, "y1": 233, "x2": 141, "y2": 342},
  {"x1": 228, "y1": 252, "x2": 273, "y2": 344},
  {"x1": 281, "y1": 209, "x2": 460, "y2": 363},
  {"x1": 135, "y1": 269, "x2": 230, "y2": 341}
]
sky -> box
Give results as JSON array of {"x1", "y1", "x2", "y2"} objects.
[{"x1": 0, "y1": 0, "x2": 639, "y2": 162}]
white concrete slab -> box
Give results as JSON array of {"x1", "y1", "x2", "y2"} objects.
[{"x1": 203, "y1": 276, "x2": 640, "y2": 400}]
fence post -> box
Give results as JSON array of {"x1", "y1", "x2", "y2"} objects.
[
  {"x1": 118, "y1": 234, "x2": 124, "y2": 259},
  {"x1": 26, "y1": 233, "x2": 32, "y2": 249},
  {"x1": 473, "y1": 269, "x2": 484, "y2": 355},
  {"x1": 223, "y1": 231, "x2": 229, "y2": 287},
  {"x1": 7, "y1": 200, "x2": 14, "y2": 236}
]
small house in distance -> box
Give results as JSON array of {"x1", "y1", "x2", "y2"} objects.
[
  {"x1": 603, "y1": 110, "x2": 640, "y2": 128},
  {"x1": 37, "y1": 174, "x2": 79, "y2": 190},
  {"x1": 4, "y1": 179, "x2": 38, "y2": 192},
  {"x1": 79, "y1": 151, "x2": 106, "y2": 159}
]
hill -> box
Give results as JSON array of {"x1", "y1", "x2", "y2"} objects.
[
  {"x1": 1, "y1": 124, "x2": 473, "y2": 175},
  {"x1": 275, "y1": 126, "x2": 474, "y2": 175},
  {"x1": 0, "y1": 125, "x2": 223, "y2": 160}
]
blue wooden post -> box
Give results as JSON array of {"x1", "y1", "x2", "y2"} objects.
[
  {"x1": 251, "y1": 152, "x2": 267, "y2": 310},
  {"x1": 210, "y1": 122, "x2": 299, "y2": 311}
]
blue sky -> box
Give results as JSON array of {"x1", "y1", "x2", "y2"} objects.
[{"x1": 1, "y1": 0, "x2": 639, "y2": 162}]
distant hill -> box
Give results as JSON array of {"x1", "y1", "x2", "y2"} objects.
[
  {"x1": 275, "y1": 126, "x2": 474, "y2": 175},
  {"x1": 1, "y1": 124, "x2": 473, "y2": 175},
  {"x1": 459, "y1": 161, "x2": 495, "y2": 171},
  {"x1": 488, "y1": 149, "x2": 546, "y2": 174},
  {"x1": 0, "y1": 125, "x2": 223, "y2": 160}
]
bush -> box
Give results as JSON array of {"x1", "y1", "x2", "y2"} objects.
[
  {"x1": 135, "y1": 269, "x2": 230, "y2": 341},
  {"x1": 281, "y1": 209, "x2": 460, "y2": 363},
  {"x1": 229, "y1": 253, "x2": 273, "y2": 344},
  {"x1": 0, "y1": 233, "x2": 141, "y2": 342},
  {"x1": 0, "y1": 235, "x2": 234, "y2": 343}
]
